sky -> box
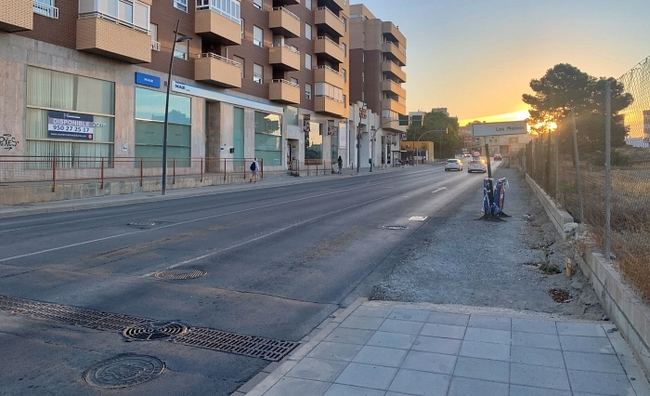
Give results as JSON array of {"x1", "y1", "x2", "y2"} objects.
[{"x1": 360, "y1": 0, "x2": 650, "y2": 125}]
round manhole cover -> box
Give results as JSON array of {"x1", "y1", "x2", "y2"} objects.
[
  {"x1": 382, "y1": 225, "x2": 408, "y2": 230},
  {"x1": 84, "y1": 353, "x2": 165, "y2": 389},
  {"x1": 153, "y1": 268, "x2": 207, "y2": 281},
  {"x1": 123, "y1": 321, "x2": 189, "y2": 341}
]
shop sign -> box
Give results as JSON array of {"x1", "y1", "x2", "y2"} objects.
[
  {"x1": 135, "y1": 72, "x2": 161, "y2": 88},
  {"x1": 47, "y1": 111, "x2": 105, "y2": 140}
]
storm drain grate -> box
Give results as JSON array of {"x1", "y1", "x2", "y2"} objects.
[
  {"x1": 153, "y1": 268, "x2": 207, "y2": 281},
  {"x1": 382, "y1": 225, "x2": 408, "y2": 231},
  {"x1": 123, "y1": 321, "x2": 189, "y2": 341},
  {"x1": 84, "y1": 353, "x2": 165, "y2": 389},
  {"x1": 173, "y1": 327, "x2": 299, "y2": 362},
  {"x1": 0, "y1": 295, "x2": 298, "y2": 362}
]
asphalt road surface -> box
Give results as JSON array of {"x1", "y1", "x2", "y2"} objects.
[{"x1": 0, "y1": 165, "x2": 485, "y2": 395}]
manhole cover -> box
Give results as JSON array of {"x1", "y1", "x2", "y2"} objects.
[
  {"x1": 153, "y1": 268, "x2": 207, "y2": 281},
  {"x1": 382, "y1": 225, "x2": 407, "y2": 230},
  {"x1": 549, "y1": 288, "x2": 572, "y2": 303},
  {"x1": 84, "y1": 354, "x2": 164, "y2": 389},
  {"x1": 123, "y1": 321, "x2": 189, "y2": 341}
]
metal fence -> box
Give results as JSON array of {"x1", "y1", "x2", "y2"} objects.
[{"x1": 515, "y1": 63, "x2": 650, "y2": 299}]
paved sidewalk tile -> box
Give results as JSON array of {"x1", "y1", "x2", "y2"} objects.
[
  {"x1": 448, "y1": 377, "x2": 508, "y2": 396},
  {"x1": 323, "y1": 383, "x2": 385, "y2": 396},
  {"x1": 464, "y1": 327, "x2": 511, "y2": 344},
  {"x1": 379, "y1": 319, "x2": 424, "y2": 335},
  {"x1": 340, "y1": 315, "x2": 385, "y2": 331},
  {"x1": 468, "y1": 315, "x2": 511, "y2": 331},
  {"x1": 412, "y1": 336, "x2": 462, "y2": 355},
  {"x1": 420, "y1": 323, "x2": 466, "y2": 339},
  {"x1": 388, "y1": 308, "x2": 431, "y2": 322},
  {"x1": 352, "y1": 345, "x2": 407, "y2": 367},
  {"x1": 388, "y1": 369, "x2": 450, "y2": 396},
  {"x1": 367, "y1": 331, "x2": 416, "y2": 350},
  {"x1": 353, "y1": 306, "x2": 392, "y2": 318},
  {"x1": 335, "y1": 363, "x2": 397, "y2": 390},
  {"x1": 308, "y1": 342, "x2": 364, "y2": 361},
  {"x1": 559, "y1": 335, "x2": 615, "y2": 354},
  {"x1": 564, "y1": 351, "x2": 625, "y2": 374},
  {"x1": 325, "y1": 328, "x2": 374, "y2": 345},
  {"x1": 401, "y1": 350, "x2": 456, "y2": 374},
  {"x1": 509, "y1": 385, "x2": 571, "y2": 396},
  {"x1": 568, "y1": 369, "x2": 636, "y2": 395},
  {"x1": 510, "y1": 345, "x2": 565, "y2": 368},
  {"x1": 286, "y1": 358, "x2": 348, "y2": 382},
  {"x1": 427, "y1": 311, "x2": 470, "y2": 326},
  {"x1": 510, "y1": 363, "x2": 570, "y2": 390},
  {"x1": 512, "y1": 331, "x2": 561, "y2": 350},
  {"x1": 264, "y1": 377, "x2": 330, "y2": 396},
  {"x1": 459, "y1": 340, "x2": 510, "y2": 361},
  {"x1": 556, "y1": 322, "x2": 606, "y2": 337},
  {"x1": 511, "y1": 318, "x2": 557, "y2": 335},
  {"x1": 453, "y1": 356, "x2": 509, "y2": 382}
]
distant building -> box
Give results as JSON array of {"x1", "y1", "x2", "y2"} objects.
[
  {"x1": 431, "y1": 108, "x2": 449, "y2": 117},
  {"x1": 408, "y1": 112, "x2": 426, "y2": 128}
]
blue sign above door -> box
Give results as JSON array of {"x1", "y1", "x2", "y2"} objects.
[{"x1": 135, "y1": 72, "x2": 161, "y2": 88}]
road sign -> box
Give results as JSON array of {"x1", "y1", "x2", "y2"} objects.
[{"x1": 472, "y1": 120, "x2": 528, "y2": 137}]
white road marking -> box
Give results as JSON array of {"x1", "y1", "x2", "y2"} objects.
[
  {"x1": 432, "y1": 187, "x2": 448, "y2": 194},
  {"x1": 408, "y1": 216, "x2": 428, "y2": 221}
]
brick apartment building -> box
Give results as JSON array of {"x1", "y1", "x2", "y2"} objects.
[
  {"x1": 0, "y1": 0, "x2": 352, "y2": 184},
  {"x1": 348, "y1": 3, "x2": 406, "y2": 168}
]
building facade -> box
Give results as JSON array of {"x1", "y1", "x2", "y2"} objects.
[
  {"x1": 348, "y1": 3, "x2": 406, "y2": 168},
  {"x1": 0, "y1": 0, "x2": 351, "y2": 183}
]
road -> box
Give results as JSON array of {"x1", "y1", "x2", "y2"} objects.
[{"x1": 0, "y1": 165, "x2": 484, "y2": 395}]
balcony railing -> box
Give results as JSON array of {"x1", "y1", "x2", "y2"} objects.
[
  {"x1": 197, "y1": 52, "x2": 242, "y2": 67},
  {"x1": 271, "y1": 6, "x2": 299, "y2": 21},
  {"x1": 78, "y1": 0, "x2": 150, "y2": 33},
  {"x1": 196, "y1": 0, "x2": 241, "y2": 24},
  {"x1": 33, "y1": 0, "x2": 59, "y2": 19}
]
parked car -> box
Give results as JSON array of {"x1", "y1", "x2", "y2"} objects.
[
  {"x1": 494, "y1": 153, "x2": 503, "y2": 161},
  {"x1": 444, "y1": 158, "x2": 463, "y2": 171},
  {"x1": 467, "y1": 159, "x2": 487, "y2": 173}
]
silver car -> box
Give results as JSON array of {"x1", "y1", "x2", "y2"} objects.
[
  {"x1": 467, "y1": 159, "x2": 487, "y2": 173},
  {"x1": 444, "y1": 159, "x2": 463, "y2": 171}
]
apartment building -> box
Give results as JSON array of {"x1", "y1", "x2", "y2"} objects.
[
  {"x1": 0, "y1": 0, "x2": 350, "y2": 183},
  {"x1": 348, "y1": 3, "x2": 406, "y2": 168}
]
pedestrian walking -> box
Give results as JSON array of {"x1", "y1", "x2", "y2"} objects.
[
  {"x1": 249, "y1": 158, "x2": 259, "y2": 183},
  {"x1": 337, "y1": 155, "x2": 343, "y2": 174}
]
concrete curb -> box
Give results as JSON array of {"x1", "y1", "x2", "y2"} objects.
[{"x1": 525, "y1": 171, "x2": 650, "y2": 379}]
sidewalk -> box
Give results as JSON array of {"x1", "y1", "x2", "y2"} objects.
[
  {"x1": 243, "y1": 299, "x2": 650, "y2": 396},
  {"x1": 0, "y1": 165, "x2": 405, "y2": 219}
]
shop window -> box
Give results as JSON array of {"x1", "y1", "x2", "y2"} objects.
[
  {"x1": 134, "y1": 87, "x2": 191, "y2": 167},
  {"x1": 25, "y1": 67, "x2": 115, "y2": 168},
  {"x1": 255, "y1": 112, "x2": 282, "y2": 166}
]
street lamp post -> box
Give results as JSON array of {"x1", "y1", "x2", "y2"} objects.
[
  {"x1": 162, "y1": 20, "x2": 192, "y2": 195},
  {"x1": 413, "y1": 127, "x2": 447, "y2": 164}
]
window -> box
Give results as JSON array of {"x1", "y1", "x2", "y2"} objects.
[
  {"x1": 342, "y1": 68, "x2": 347, "y2": 82},
  {"x1": 305, "y1": 0, "x2": 311, "y2": 10},
  {"x1": 174, "y1": 40, "x2": 188, "y2": 60},
  {"x1": 233, "y1": 55, "x2": 245, "y2": 77},
  {"x1": 305, "y1": 83, "x2": 312, "y2": 100},
  {"x1": 342, "y1": 17, "x2": 347, "y2": 32},
  {"x1": 173, "y1": 0, "x2": 188, "y2": 12},
  {"x1": 150, "y1": 23, "x2": 160, "y2": 51},
  {"x1": 304, "y1": 53, "x2": 312, "y2": 70},
  {"x1": 285, "y1": 106, "x2": 299, "y2": 126},
  {"x1": 33, "y1": 0, "x2": 59, "y2": 19},
  {"x1": 78, "y1": 0, "x2": 149, "y2": 32},
  {"x1": 26, "y1": 67, "x2": 115, "y2": 167},
  {"x1": 253, "y1": 0, "x2": 262, "y2": 10},
  {"x1": 196, "y1": 0, "x2": 241, "y2": 22},
  {"x1": 241, "y1": 18, "x2": 245, "y2": 39},
  {"x1": 253, "y1": 63, "x2": 263, "y2": 84},
  {"x1": 253, "y1": 25, "x2": 263, "y2": 47},
  {"x1": 342, "y1": 42, "x2": 347, "y2": 57},
  {"x1": 255, "y1": 112, "x2": 282, "y2": 166},
  {"x1": 315, "y1": 82, "x2": 343, "y2": 101},
  {"x1": 304, "y1": 23, "x2": 312, "y2": 40},
  {"x1": 135, "y1": 88, "x2": 191, "y2": 167},
  {"x1": 305, "y1": 121, "x2": 322, "y2": 161}
]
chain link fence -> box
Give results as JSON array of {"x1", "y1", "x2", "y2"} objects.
[{"x1": 515, "y1": 58, "x2": 650, "y2": 299}]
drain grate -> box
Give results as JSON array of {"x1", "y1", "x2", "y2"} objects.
[
  {"x1": 382, "y1": 225, "x2": 407, "y2": 230},
  {"x1": 153, "y1": 268, "x2": 207, "y2": 281},
  {"x1": 173, "y1": 328, "x2": 299, "y2": 362},
  {"x1": 84, "y1": 353, "x2": 165, "y2": 389},
  {"x1": 0, "y1": 295, "x2": 298, "y2": 362},
  {"x1": 123, "y1": 321, "x2": 189, "y2": 341}
]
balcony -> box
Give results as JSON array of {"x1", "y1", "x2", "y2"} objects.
[
  {"x1": 315, "y1": 96, "x2": 346, "y2": 117},
  {"x1": 382, "y1": 97, "x2": 406, "y2": 116},
  {"x1": 381, "y1": 118, "x2": 407, "y2": 133},
  {"x1": 314, "y1": 65, "x2": 344, "y2": 88},
  {"x1": 382, "y1": 79, "x2": 405, "y2": 98},
  {"x1": 33, "y1": 0, "x2": 60, "y2": 19},
  {"x1": 76, "y1": 16, "x2": 151, "y2": 63},
  {"x1": 269, "y1": 45, "x2": 300, "y2": 71},
  {"x1": 195, "y1": 0, "x2": 242, "y2": 46},
  {"x1": 269, "y1": 79, "x2": 300, "y2": 104},
  {"x1": 321, "y1": 0, "x2": 345, "y2": 13},
  {"x1": 0, "y1": 0, "x2": 33, "y2": 32},
  {"x1": 269, "y1": 7, "x2": 300, "y2": 38},
  {"x1": 382, "y1": 61, "x2": 406, "y2": 83},
  {"x1": 382, "y1": 21, "x2": 406, "y2": 46},
  {"x1": 382, "y1": 41, "x2": 406, "y2": 66},
  {"x1": 314, "y1": 7, "x2": 345, "y2": 38},
  {"x1": 195, "y1": 53, "x2": 242, "y2": 88},
  {"x1": 314, "y1": 36, "x2": 345, "y2": 64}
]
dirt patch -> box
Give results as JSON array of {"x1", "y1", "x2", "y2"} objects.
[{"x1": 549, "y1": 288, "x2": 572, "y2": 303}]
